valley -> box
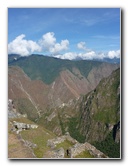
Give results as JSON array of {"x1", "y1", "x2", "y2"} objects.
[{"x1": 8, "y1": 54, "x2": 120, "y2": 158}]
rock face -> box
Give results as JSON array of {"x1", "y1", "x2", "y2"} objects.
[
  {"x1": 13, "y1": 121, "x2": 38, "y2": 130},
  {"x1": 69, "y1": 142, "x2": 108, "y2": 158},
  {"x1": 11, "y1": 121, "x2": 38, "y2": 134},
  {"x1": 113, "y1": 121, "x2": 120, "y2": 143},
  {"x1": 77, "y1": 68, "x2": 120, "y2": 143},
  {"x1": 8, "y1": 99, "x2": 27, "y2": 119}
]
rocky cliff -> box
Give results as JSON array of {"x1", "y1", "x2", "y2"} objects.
[{"x1": 77, "y1": 68, "x2": 120, "y2": 143}]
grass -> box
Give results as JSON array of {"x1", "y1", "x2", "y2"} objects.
[
  {"x1": 37, "y1": 113, "x2": 61, "y2": 134},
  {"x1": 93, "y1": 131, "x2": 120, "y2": 158},
  {"x1": 55, "y1": 140, "x2": 74, "y2": 158},
  {"x1": 75, "y1": 150, "x2": 94, "y2": 158},
  {"x1": 9, "y1": 116, "x2": 56, "y2": 158},
  {"x1": 9, "y1": 117, "x2": 35, "y2": 124},
  {"x1": 19, "y1": 119, "x2": 56, "y2": 158}
]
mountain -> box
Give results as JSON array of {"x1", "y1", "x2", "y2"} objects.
[
  {"x1": 8, "y1": 54, "x2": 119, "y2": 112},
  {"x1": 8, "y1": 54, "x2": 119, "y2": 84},
  {"x1": 91, "y1": 57, "x2": 120, "y2": 64},
  {"x1": 66, "y1": 68, "x2": 120, "y2": 158},
  {"x1": 8, "y1": 54, "x2": 120, "y2": 158}
]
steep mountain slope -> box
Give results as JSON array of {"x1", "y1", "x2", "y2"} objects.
[
  {"x1": 8, "y1": 54, "x2": 119, "y2": 119},
  {"x1": 8, "y1": 54, "x2": 119, "y2": 84},
  {"x1": 66, "y1": 68, "x2": 120, "y2": 157},
  {"x1": 78, "y1": 68, "x2": 120, "y2": 141}
]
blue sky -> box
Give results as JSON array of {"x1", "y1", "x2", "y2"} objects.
[{"x1": 8, "y1": 8, "x2": 120, "y2": 60}]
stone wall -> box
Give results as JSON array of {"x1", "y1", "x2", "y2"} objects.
[{"x1": 11, "y1": 121, "x2": 38, "y2": 134}]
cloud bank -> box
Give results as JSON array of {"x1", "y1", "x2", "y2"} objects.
[
  {"x1": 8, "y1": 32, "x2": 120, "y2": 60},
  {"x1": 54, "y1": 50, "x2": 120, "y2": 60}
]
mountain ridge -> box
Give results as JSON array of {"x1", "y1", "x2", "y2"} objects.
[
  {"x1": 8, "y1": 54, "x2": 119, "y2": 84},
  {"x1": 8, "y1": 54, "x2": 120, "y2": 158},
  {"x1": 8, "y1": 54, "x2": 119, "y2": 122}
]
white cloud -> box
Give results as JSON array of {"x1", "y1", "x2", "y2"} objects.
[
  {"x1": 39, "y1": 32, "x2": 56, "y2": 51},
  {"x1": 77, "y1": 42, "x2": 91, "y2": 52},
  {"x1": 54, "y1": 50, "x2": 120, "y2": 60},
  {"x1": 54, "y1": 51, "x2": 97, "y2": 60},
  {"x1": 8, "y1": 33, "x2": 120, "y2": 61},
  {"x1": 8, "y1": 34, "x2": 41, "y2": 56},
  {"x1": 77, "y1": 42, "x2": 87, "y2": 50},
  {"x1": 39, "y1": 32, "x2": 69, "y2": 54},
  {"x1": 107, "y1": 50, "x2": 120, "y2": 59},
  {"x1": 50, "y1": 40, "x2": 69, "y2": 54},
  {"x1": 54, "y1": 52, "x2": 78, "y2": 60},
  {"x1": 8, "y1": 32, "x2": 70, "y2": 56}
]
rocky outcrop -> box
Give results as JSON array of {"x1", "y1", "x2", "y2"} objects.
[
  {"x1": 11, "y1": 121, "x2": 38, "y2": 134},
  {"x1": 47, "y1": 132, "x2": 77, "y2": 149},
  {"x1": 8, "y1": 99, "x2": 27, "y2": 119},
  {"x1": 69, "y1": 142, "x2": 108, "y2": 158},
  {"x1": 46, "y1": 112, "x2": 57, "y2": 122},
  {"x1": 77, "y1": 68, "x2": 120, "y2": 142},
  {"x1": 47, "y1": 132, "x2": 108, "y2": 158},
  {"x1": 113, "y1": 121, "x2": 120, "y2": 143}
]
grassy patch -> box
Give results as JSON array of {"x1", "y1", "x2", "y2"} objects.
[
  {"x1": 9, "y1": 117, "x2": 35, "y2": 124},
  {"x1": 56, "y1": 140, "x2": 74, "y2": 158},
  {"x1": 21, "y1": 125, "x2": 55, "y2": 158},
  {"x1": 93, "y1": 102, "x2": 119, "y2": 124},
  {"x1": 37, "y1": 113, "x2": 61, "y2": 134},
  {"x1": 56, "y1": 140, "x2": 74, "y2": 150},
  {"x1": 75, "y1": 150, "x2": 94, "y2": 158}
]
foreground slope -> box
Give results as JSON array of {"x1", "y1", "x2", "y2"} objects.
[{"x1": 8, "y1": 103, "x2": 107, "y2": 158}]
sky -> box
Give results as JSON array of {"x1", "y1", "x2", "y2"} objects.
[{"x1": 8, "y1": 8, "x2": 120, "y2": 60}]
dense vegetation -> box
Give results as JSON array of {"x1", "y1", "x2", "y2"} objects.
[
  {"x1": 93, "y1": 131, "x2": 120, "y2": 158},
  {"x1": 8, "y1": 54, "x2": 102, "y2": 84},
  {"x1": 67, "y1": 68, "x2": 120, "y2": 158},
  {"x1": 68, "y1": 117, "x2": 85, "y2": 143}
]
